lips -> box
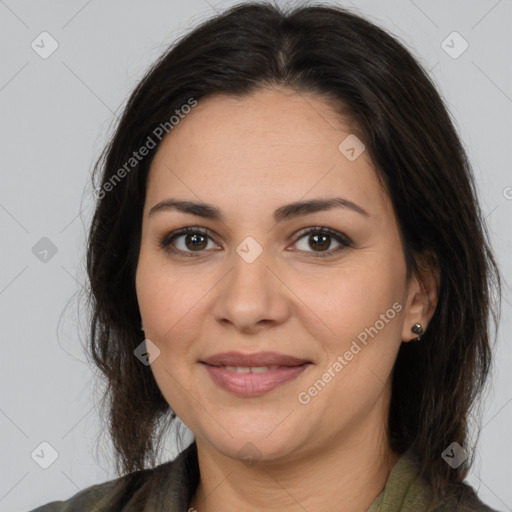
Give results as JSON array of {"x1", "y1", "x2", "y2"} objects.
[
  {"x1": 200, "y1": 351, "x2": 312, "y2": 397},
  {"x1": 201, "y1": 351, "x2": 310, "y2": 368}
]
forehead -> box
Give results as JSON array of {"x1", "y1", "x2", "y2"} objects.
[{"x1": 146, "y1": 87, "x2": 389, "y2": 220}]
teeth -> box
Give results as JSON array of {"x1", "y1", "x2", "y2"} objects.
[{"x1": 224, "y1": 365, "x2": 280, "y2": 373}]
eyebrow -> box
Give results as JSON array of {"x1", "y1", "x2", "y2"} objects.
[{"x1": 148, "y1": 197, "x2": 370, "y2": 223}]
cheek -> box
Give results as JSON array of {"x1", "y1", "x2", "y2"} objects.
[
  {"x1": 305, "y1": 257, "x2": 406, "y2": 403},
  {"x1": 135, "y1": 254, "x2": 203, "y2": 413},
  {"x1": 295, "y1": 263, "x2": 405, "y2": 425},
  {"x1": 136, "y1": 255, "x2": 170, "y2": 336},
  {"x1": 135, "y1": 250, "x2": 217, "y2": 359},
  {"x1": 315, "y1": 258, "x2": 404, "y2": 340},
  {"x1": 136, "y1": 248, "x2": 187, "y2": 332}
]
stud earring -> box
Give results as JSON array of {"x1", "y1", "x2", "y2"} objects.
[{"x1": 411, "y1": 323, "x2": 424, "y2": 341}]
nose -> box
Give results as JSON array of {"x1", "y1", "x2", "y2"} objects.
[{"x1": 212, "y1": 246, "x2": 291, "y2": 334}]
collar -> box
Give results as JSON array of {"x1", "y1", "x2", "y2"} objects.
[{"x1": 150, "y1": 443, "x2": 495, "y2": 512}]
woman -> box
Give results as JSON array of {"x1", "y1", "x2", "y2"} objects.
[{"x1": 31, "y1": 2, "x2": 502, "y2": 511}]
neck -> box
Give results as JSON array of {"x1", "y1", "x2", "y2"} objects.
[{"x1": 188, "y1": 400, "x2": 399, "y2": 512}]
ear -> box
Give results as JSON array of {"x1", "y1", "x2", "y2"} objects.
[{"x1": 401, "y1": 250, "x2": 440, "y2": 342}]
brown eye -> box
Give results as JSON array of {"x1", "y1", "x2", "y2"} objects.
[
  {"x1": 183, "y1": 232, "x2": 208, "y2": 251},
  {"x1": 160, "y1": 227, "x2": 219, "y2": 256},
  {"x1": 160, "y1": 226, "x2": 352, "y2": 258},
  {"x1": 293, "y1": 227, "x2": 353, "y2": 257},
  {"x1": 307, "y1": 233, "x2": 331, "y2": 251}
]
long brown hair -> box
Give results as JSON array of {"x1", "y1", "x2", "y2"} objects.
[{"x1": 85, "y1": 1, "x2": 502, "y2": 500}]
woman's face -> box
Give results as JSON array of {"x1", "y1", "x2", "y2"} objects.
[{"x1": 136, "y1": 87, "x2": 428, "y2": 463}]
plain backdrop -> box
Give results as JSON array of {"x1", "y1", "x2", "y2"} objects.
[{"x1": 0, "y1": 0, "x2": 511, "y2": 511}]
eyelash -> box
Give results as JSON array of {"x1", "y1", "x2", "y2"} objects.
[{"x1": 159, "y1": 226, "x2": 353, "y2": 258}]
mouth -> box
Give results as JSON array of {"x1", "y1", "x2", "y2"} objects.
[
  {"x1": 200, "y1": 351, "x2": 312, "y2": 397},
  {"x1": 205, "y1": 364, "x2": 293, "y2": 373},
  {"x1": 200, "y1": 350, "x2": 311, "y2": 368}
]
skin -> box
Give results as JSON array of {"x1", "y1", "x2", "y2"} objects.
[{"x1": 135, "y1": 86, "x2": 438, "y2": 512}]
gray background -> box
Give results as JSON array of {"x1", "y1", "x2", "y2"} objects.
[{"x1": 0, "y1": 0, "x2": 511, "y2": 510}]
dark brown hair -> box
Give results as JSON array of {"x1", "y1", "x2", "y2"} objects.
[{"x1": 85, "y1": 0, "x2": 501, "y2": 501}]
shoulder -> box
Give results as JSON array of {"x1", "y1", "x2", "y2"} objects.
[
  {"x1": 28, "y1": 477, "x2": 121, "y2": 512},
  {"x1": 28, "y1": 464, "x2": 167, "y2": 512},
  {"x1": 368, "y1": 450, "x2": 501, "y2": 512},
  {"x1": 433, "y1": 482, "x2": 502, "y2": 512},
  {"x1": 28, "y1": 443, "x2": 197, "y2": 512}
]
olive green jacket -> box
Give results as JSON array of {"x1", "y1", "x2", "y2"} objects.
[{"x1": 30, "y1": 441, "x2": 500, "y2": 511}]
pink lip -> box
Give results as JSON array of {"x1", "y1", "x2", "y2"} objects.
[
  {"x1": 201, "y1": 351, "x2": 310, "y2": 367},
  {"x1": 202, "y1": 363, "x2": 311, "y2": 397}
]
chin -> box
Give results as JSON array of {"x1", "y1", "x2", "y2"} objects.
[{"x1": 193, "y1": 413, "x2": 312, "y2": 465}]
